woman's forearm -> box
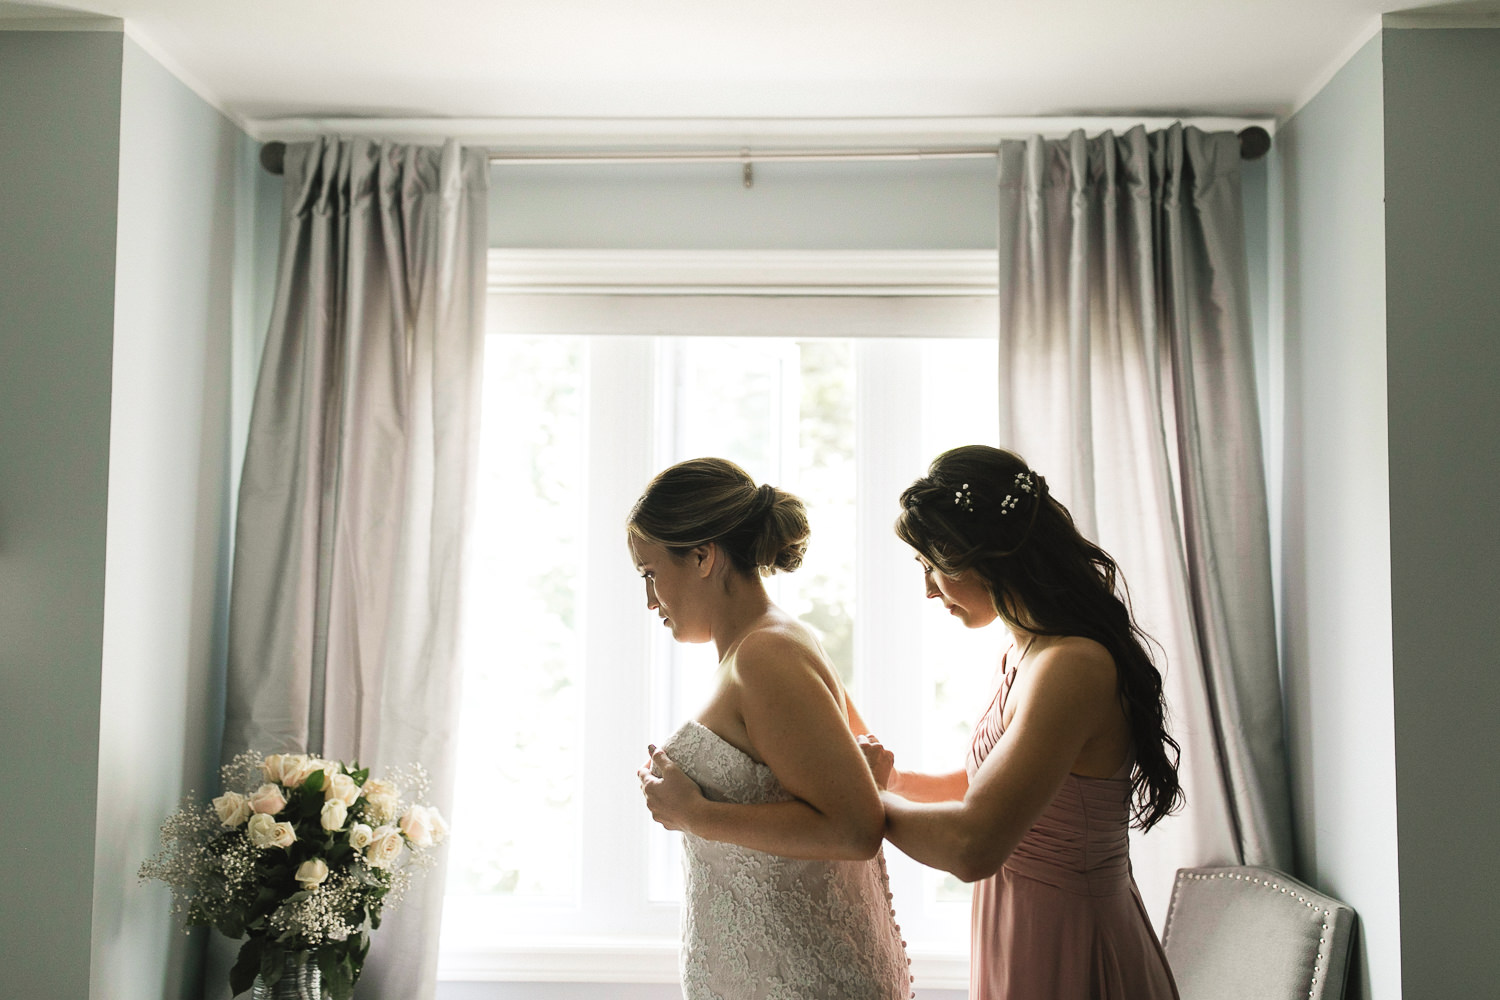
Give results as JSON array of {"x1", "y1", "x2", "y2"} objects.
[
  {"x1": 887, "y1": 767, "x2": 969, "y2": 803},
  {"x1": 685, "y1": 797, "x2": 884, "y2": 861},
  {"x1": 880, "y1": 791, "x2": 1000, "y2": 882}
]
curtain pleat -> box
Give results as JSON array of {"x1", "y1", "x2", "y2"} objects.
[
  {"x1": 218, "y1": 137, "x2": 488, "y2": 999},
  {"x1": 996, "y1": 125, "x2": 1293, "y2": 925}
]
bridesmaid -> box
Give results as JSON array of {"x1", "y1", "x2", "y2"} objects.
[{"x1": 860, "y1": 445, "x2": 1181, "y2": 1000}]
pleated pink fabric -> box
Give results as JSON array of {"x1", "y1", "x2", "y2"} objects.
[{"x1": 965, "y1": 651, "x2": 1179, "y2": 1000}]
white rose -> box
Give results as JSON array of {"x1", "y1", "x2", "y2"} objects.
[
  {"x1": 268, "y1": 753, "x2": 308, "y2": 785},
  {"x1": 246, "y1": 813, "x2": 279, "y2": 848},
  {"x1": 365, "y1": 825, "x2": 404, "y2": 869},
  {"x1": 295, "y1": 857, "x2": 330, "y2": 890},
  {"x1": 361, "y1": 779, "x2": 399, "y2": 825},
  {"x1": 347, "y1": 823, "x2": 374, "y2": 850},
  {"x1": 248, "y1": 783, "x2": 287, "y2": 815},
  {"x1": 398, "y1": 805, "x2": 441, "y2": 848},
  {"x1": 267, "y1": 821, "x2": 296, "y2": 849},
  {"x1": 320, "y1": 799, "x2": 348, "y2": 832},
  {"x1": 285, "y1": 756, "x2": 327, "y2": 788},
  {"x1": 396, "y1": 806, "x2": 431, "y2": 848},
  {"x1": 261, "y1": 754, "x2": 288, "y2": 783},
  {"x1": 213, "y1": 791, "x2": 252, "y2": 828},
  {"x1": 325, "y1": 772, "x2": 360, "y2": 807},
  {"x1": 428, "y1": 806, "x2": 448, "y2": 845}
]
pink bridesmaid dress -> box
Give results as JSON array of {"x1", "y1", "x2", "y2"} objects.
[{"x1": 964, "y1": 648, "x2": 1179, "y2": 1000}]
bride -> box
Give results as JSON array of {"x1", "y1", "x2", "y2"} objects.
[{"x1": 630, "y1": 458, "x2": 911, "y2": 1000}]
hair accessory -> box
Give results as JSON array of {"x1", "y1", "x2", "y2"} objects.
[
  {"x1": 999, "y1": 470, "x2": 1036, "y2": 515},
  {"x1": 953, "y1": 483, "x2": 974, "y2": 512},
  {"x1": 751, "y1": 482, "x2": 777, "y2": 517}
]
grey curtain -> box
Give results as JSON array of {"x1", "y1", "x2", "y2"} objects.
[
  {"x1": 995, "y1": 125, "x2": 1293, "y2": 922},
  {"x1": 219, "y1": 137, "x2": 488, "y2": 998}
]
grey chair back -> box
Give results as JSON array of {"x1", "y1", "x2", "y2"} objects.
[{"x1": 1162, "y1": 866, "x2": 1356, "y2": 1000}]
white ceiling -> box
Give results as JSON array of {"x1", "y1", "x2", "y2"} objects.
[{"x1": 4, "y1": 0, "x2": 1498, "y2": 140}]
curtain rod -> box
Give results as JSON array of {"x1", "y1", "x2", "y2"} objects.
[{"x1": 257, "y1": 126, "x2": 1271, "y2": 176}]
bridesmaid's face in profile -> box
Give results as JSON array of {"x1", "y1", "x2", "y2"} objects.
[
  {"x1": 914, "y1": 551, "x2": 996, "y2": 629},
  {"x1": 630, "y1": 537, "x2": 713, "y2": 644}
]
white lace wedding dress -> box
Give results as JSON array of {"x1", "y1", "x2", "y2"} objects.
[{"x1": 661, "y1": 720, "x2": 913, "y2": 1000}]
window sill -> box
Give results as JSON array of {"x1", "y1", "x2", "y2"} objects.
[{"x1": 438, "y1": 937, "x2": 969, "y2": 989}]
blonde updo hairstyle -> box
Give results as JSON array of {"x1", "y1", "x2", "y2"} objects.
[{"x1": 628, "y1": 457, "x2": 809, "y2": 577}]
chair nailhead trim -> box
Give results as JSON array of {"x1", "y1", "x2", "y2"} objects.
[{"x1": 1170, "y1": 869, "x2": 1340, "y2": 999}]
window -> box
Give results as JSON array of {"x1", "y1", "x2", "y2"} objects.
[{"x1": 440, "y1": 251, "x2": 1000, "y2": 988}]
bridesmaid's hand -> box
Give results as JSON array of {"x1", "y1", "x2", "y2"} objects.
[
  {"x1": 637, "y1": 744, "x2": 705, "y2": 833},
  {"x1": 855, "y1": 733, "x2": 895, "y2": 790}
]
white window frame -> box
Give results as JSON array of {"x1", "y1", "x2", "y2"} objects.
[{"x1": 439, "y1": 248, "x2": 998, "y2": 989}]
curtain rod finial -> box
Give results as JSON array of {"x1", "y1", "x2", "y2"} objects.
[
  {"x1": 260, "y1": 140, "x2": 287, "y2": 176},
  {"x1": 1237, "y1": 126, "x2": 1271, "y2": 161}
]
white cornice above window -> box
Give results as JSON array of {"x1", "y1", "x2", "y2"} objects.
[
  {"x1": 488, "y1": 248, "x2": 999, "y2": 297},
  {"x1": 486, "y1": 250, "x2": 999, "y2": 339}
]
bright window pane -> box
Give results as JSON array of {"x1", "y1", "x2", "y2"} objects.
[
  {"x1": 917, "y1": 337, "x2": 1002, "y2": 904},
  {"x1": 786, "y1": 340, "x2": 857, "y2": 685},
  {"x1": 446, "y1": 335, "x2": 586, "y2": 902}
]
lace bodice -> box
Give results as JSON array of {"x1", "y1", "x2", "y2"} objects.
[{"x1": 661, "y1": 720, "x2": 913, "y2": 1000}]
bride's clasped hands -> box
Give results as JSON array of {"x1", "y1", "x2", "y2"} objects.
[{"x1": 638, "y1": 742, "x2": 696, "y2": 833}]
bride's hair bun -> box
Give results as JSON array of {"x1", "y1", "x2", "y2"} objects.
[{"x1": 628, "y1": 458, "x2": 809, "y2": 576}]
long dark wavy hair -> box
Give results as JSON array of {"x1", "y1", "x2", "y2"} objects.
[{"x1": 895, "y1": 445, "x2": 1182, "y2": 831}]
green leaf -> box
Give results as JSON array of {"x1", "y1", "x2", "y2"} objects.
[
  {"x1": 259, "y1": 943, "x2": 285, "y2": 985},
  {"x1": 220, "y1": 911, "x2": 246, "y2": 939},
  {"x1": 229, "y1": 939, "x2": 262, "y2": 996},
  {"x1": 328, "y1": 952, "x2": 358, "y2": 1000},
  {"x1": 302, "y1": 769, "x2": 326, "y2": 793}
]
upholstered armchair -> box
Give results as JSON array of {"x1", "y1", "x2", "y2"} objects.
[{"x1": 1162, "y1": 866, "x2": 1357, "y2": 1000}]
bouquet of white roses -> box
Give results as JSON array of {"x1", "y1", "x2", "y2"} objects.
[{"x1": 140, "y1": 750, "x2": 447, "y2": 999}]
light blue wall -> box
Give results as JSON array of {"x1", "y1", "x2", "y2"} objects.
[
  {"x1": 0, "y1": 24, "x2": 266, "y2": 999},
  {"x1": 1275, "y1": 33, "x2": 1398, "y2": 1000},
  {"x1": 0, "y1": 27, "x2": 124, "y2": 999},
  {"x1": 1381, "y1": 26, "x2": 1500, "y2": 1000},
  {"x1": 490, "y1": 157, "x2": 1000, "y2": 249},
  {"x1": 1276, "y1": 23, "x2": 1500, "y2": 1000},
  {"x1": 88, "y1": 34, "x2": 252, "y2": 1000}
]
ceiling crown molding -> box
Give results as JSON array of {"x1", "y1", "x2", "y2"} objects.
[
  {"x1": 0, "y1": 9, "x2": 120, "y2": 30},
  {"x1": 1383, "y1": 9, "x2": 1500, "y2": 28}
]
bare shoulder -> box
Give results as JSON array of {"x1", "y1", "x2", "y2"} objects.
[
  {"x1": 729, "y1": 619, "x2": 839, "y2": 695},
  {"x1": 1017, "y1": 636, "x2": 1119, "y2": 710}
]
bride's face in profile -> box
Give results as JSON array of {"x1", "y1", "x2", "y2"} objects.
[{"x1": 630, "y1": 537, "x2": 713, "y2": 644}]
